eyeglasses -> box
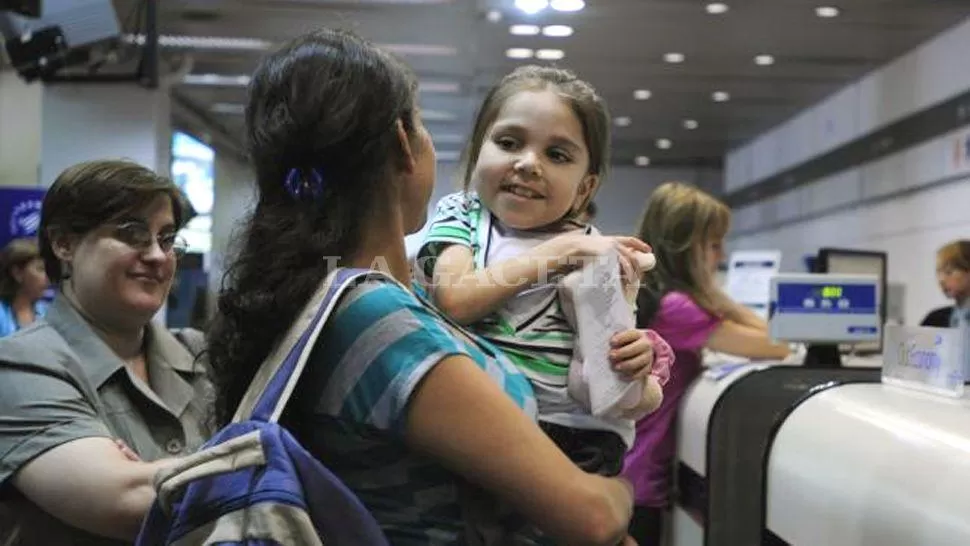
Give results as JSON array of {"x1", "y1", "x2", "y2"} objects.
[{"x1": 111, "y1": 222, "x2": 188, "y2": 258}]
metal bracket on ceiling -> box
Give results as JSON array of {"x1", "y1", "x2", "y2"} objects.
[{"x1": 42, "y1": 0, "x2": 159, "y2": 89}]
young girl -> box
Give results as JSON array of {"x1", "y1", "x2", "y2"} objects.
[
  {"x1": 417, "y1": 65, "x2": 670, "y2": 478},
  {"x1": 622, "y1": 182, "x2": 791, "y2": 546}
]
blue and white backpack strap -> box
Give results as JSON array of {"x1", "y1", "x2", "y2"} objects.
[{"x1": 232, "y1": 267, "x2": 393, "y2": 424}]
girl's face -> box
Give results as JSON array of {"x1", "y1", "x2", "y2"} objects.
[{"x1": 471, "y1": 89, "x2": 596, "y2": 230}]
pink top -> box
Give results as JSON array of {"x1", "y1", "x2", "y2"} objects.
[{"x1": 622, "y1": 291, "x2": 721, "y2": 507}]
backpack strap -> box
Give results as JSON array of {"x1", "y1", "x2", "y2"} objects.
[{"x1": 232, "y1": 267, "x2": 386, "y2": 423}]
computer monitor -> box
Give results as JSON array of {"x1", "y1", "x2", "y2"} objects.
[
  {"x1": 815, "y1": 248, "x2": 888, "y2": 354},
  {"x1": 770, "y1": 273, "x2": 881, "y2": 368}
]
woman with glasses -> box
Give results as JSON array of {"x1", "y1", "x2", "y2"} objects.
[{"x1": 0, "y1": 159, "x2": 212, "y2": 545}]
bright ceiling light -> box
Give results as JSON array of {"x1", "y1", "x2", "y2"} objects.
[
  {"x1": 486, "y1": 9, "x2": 503, "y2": 22},
  {"x1": 815, "y1": 6, "x2": 840, "y2": 17},
  {"x1": 536, "y1": 48, "x2": 565, "y2": 60},
  {"x1": 712, "y1": 90, "x2": 731, "y2": 102},
  {"x1": 614, "y1": 116, "x2": 632, "y2": 127},
  {"x1": 510, "y1": 24, "x2": 541, "y2": 35},
  {"x1": 211, "y1": 103, "x2": 245, "y2": 115},
  {"x1": 515, "y1": 0, "x2": 548, "y2": 15},
  {"x1": 421, "y1": 109, "x2": 457, "y2": 122},
  {"x1": 419, "y1": 80, "x2": 461, "y2": 93},
  {"x1": 182, "y1": 73, "x2": 251, "y2": 86},
  {"x1": 542, "y1": 25, "x2": 574, "y2": 37},
  {"x1": 506, "y1": 47, "x2": 535, "y2": 59},
  {"x1": 656, "y1": 138, "x2": 672, "y2": 150},
  {"x1": 550, "y1": 0, "x2": 585, "y2": 12},
  {"x1": 754, "y1": 54, "x2": 775, "y2": 66},
  {"x1": 436, "y1": 150, "x2": 461, "y2": 161},
  {"x1": 633, "y1": 89, "x2": 652, "y2": 100},
  {"x1": 683, "y1": 119, "x2": 699, "y2": 130},
  {"x1": 663, "y1": 52, "x2": 685, "y2": 64},
  {"x1": 125, "y1": 34, "x2": 273, "y2": 51},
  {"x1": 635, "y1": 156, "x2": 651, "y2": 167},
  {"x1": 706, "y1": 2, "x2": 729, "y2": 14}
]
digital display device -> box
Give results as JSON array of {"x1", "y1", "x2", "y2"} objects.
[{"x1": 770, "y1": 273, "x2": 881, "y2": 346}]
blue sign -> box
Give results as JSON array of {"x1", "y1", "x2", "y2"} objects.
[
  {"x1": 775, "y1": 282, "x2": 877, "y2": 315},
  {"x1": 0, "y1": 187, "x2": 46, "y2": 248}
]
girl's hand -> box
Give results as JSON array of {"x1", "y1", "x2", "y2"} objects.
[
  {"x1": 609, "y1": 329, "x2": 654, "y2": 380},
  {"x1": 539, "y1": 233, "x2": 650, "y2": 274}
]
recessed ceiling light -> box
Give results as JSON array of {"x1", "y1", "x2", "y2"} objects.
[
  {"x1": 712, "y1": 90, "x2": 731, "y2": 102},
  {"x1": 550, "y1": 0, "x2": 585, "y2": 12},
  {"x1": 635, "y1": 156, "x2": 651, "y2": 167},
  {"x1": 419, "y1": 80, "x2": 461, "y2": 93},
  {"x1": 706, "y1": 2, "x2": 729, "y2": 14},
  {"x1": 510, "y1": 24, "x2": 541, "y2": 36},
  {"x1": 515, "y1": 0, "x2": 548, "y2": 15},
  {"x1": 536, "y1": 48, "x2": 565, "y2": 60},
  {"x1": 683, "y1": 119, "x2": 699, "y2": 130},
  {"x1": 614, "y1": 116, "x2": 632, "y2": 127},
  {"x1": 486, "y1": 9, "x2": 502, "y2": 22},
  {"x1": 663, "y1": 52, "x2": 685, "y2": 64},
  {"x1": 183, "y1": 73, "x2": 251, "y2": 86},
  {"x1": 656, "y1": 138, "x2": 672, "y2": 149},
  {"x1": 754, "y1": 54, "x2": 775, "y2": 66},
  {"x1": 211, "y1": 102, "x2": 246, "y2": 115},
  {"x1": 633, "y1": 89, "x2": 652, "y2": 100},
  {"x1": 421, "y1": 109, "x2": 457, "y2": 122},
  {"x1": 506, "y1": 47, "x2": 535, "y2": 59},
  {"x1": 815, "y1": 6, "x2": 840, "y2": 17},
  {"x1": 542, "y1": 25, "x2": 574, "y2": 37}
]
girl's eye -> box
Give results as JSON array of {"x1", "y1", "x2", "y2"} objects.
[
  {"x1": 495, "y1": 137, "x2": 519, "y2": 150},
  {"x1": 548, "y1": 149, "x2": 571, "y2": 163}
]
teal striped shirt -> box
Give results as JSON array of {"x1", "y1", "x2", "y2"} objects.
[{"x1": 291, "y1": 278, "x2": 538, "y2": 545}]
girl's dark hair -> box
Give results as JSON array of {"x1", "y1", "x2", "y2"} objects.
[
  {"x1": 207, "y1": 29, "x2": 418, "y2": 425},
  {"x1": 457, "y1": 65, "x2": 611, "y2": 202},
  {"x1": 40, "y1": 159, "x2": 187, "y2": 284},
  {"x1": 0, "y1": 238, "x2": 41, "y2": 301}
]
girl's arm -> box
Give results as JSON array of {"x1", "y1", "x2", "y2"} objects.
[{"x1": 429, "y1": 234, "x2": 648, "y2": 325}]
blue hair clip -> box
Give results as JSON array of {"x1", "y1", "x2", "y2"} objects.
[{"x1": 284, "y1": 167, "x2": 326, "y2": 201}]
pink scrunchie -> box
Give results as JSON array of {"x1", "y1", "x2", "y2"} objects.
[{"x1": 643, "y1": 329, "x2": 674, "y2": 386}]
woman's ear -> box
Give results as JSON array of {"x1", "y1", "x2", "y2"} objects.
[
  {"x1": 47, "y1": 228, "x2": 76, "y2": 267},
  {"x1": 395, "y1": 119, "x2": 417, "y2": 174}
]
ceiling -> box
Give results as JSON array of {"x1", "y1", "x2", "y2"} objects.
[{"x1": 108, "y1": 0, "x2": 970, "y2": 170}]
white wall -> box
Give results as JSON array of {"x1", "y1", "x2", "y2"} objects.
[
  {"x1": 726, "y1": 15, "x2": 970, "y2": 192},
  {"x1": 0, "y1": 72, "x2": 42, "y2": 187},
  {"x1": 724, "y1": 16, "x2": 970, "y2": 326},
  {"x1": 208, "y1": 152, "x2": 256, "y2": 314},
  {"x1": 40, "y1": 84, "x2": 171, "y2": 185}
]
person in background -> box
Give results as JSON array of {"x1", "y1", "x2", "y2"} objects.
[
  {"x1": 206, "y1": 29, "x2": 636, "y2": 545},
  {"x1": 921, "y1": 240, "x2": 970, "y2": 328},
  {"x1": 623, "y1": 182, "x2": 790, "y2": 546},
  {"x1": 0, "y1": 238, "x2": 49, "y2": 337},
  {"x1": 0, "y1": 160, "x2": 212, "y2": 545}
]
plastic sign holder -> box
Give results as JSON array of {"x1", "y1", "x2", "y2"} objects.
[{"x1": 882, "y1": 325, "x2": 965, "y2": 398}]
